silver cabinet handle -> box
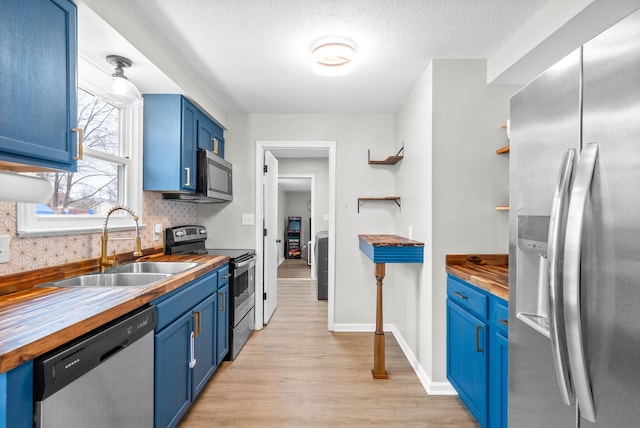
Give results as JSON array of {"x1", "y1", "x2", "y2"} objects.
[
  {"x1": 475, "y1": 326, "x2": 484, "y2": 353},
  {"x1": 547, "y1": 148, "x2": 576, "y2": 406},
  {"x1": 189, "y1": 331, "x2": 197, "y2": 369},
  {"x1": 219, "y1": 291, "x2": 225, "y2": 312},
  {"x1": 453, "y1": 291, "x2": 468, "y2": 300},
  {"x1": 563, "y1": 142, "x2": 598, "y2": 422},
  {"x1": 185, "y1": 167, "x2": 191, "y2": 186},
  {"x1": 499, "y1": 319, "x2": 508, "y2": 327}
]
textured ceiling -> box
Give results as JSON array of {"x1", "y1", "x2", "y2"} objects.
[{"x1": 116, "y1": 0, "x2": 549, "y2": 114}]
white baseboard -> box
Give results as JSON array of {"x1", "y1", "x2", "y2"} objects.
[{"x1": 332, "y1": 323, "x2": 456, "y2": 396}]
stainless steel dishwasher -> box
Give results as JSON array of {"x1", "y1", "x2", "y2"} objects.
[{"x1": 34, "y1": 306, "x2": 156, "y2": 428}]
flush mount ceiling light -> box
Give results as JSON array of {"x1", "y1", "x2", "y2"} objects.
[
  {"x1": 311, "y1": 38, "x2": 356, "y2": 76},
  {"x1": 99, "y1": 55, "x2": 143, "y2": 106}
]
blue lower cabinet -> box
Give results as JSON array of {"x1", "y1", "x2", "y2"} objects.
[
  {"x1": 153, "y1": 264, "x2": 229, "y2": 428},
  {"x1": 154, "y1": 312, "x2": 192, "y2": 428},
  {"x1": 490, "y1": 330, "x2": 509, "y2": 428},
  {"x1": 192, "y1": 293, "x2": 217, "y2": 399},
  {"x1": 0, "y1": 361, "x2": 33, "y2": 428},
  {"x1": 446, "y1": 274, "x2": 509, "y2": 428},
  {"x1": 447, "y1": 299, "x2": 488, "y2": 427},
  {"x1": 216, "y1": 283, "x2": 229, "y2": 365}
]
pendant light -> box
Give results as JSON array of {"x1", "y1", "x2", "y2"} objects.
[{"x1": 99, "y1": 55, "x2": 143, "y2": 106}]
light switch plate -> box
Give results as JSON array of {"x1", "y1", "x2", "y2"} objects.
[{"x1": 0, "y1": 236, "x2": 10, "y2": 264}]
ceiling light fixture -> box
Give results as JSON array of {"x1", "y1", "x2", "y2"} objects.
[
  {"x1": 99, "y1": 55, "x2": 143, "y2": 106},
  {"x1": 311, "y1": 38, "x2": 356, "y2": 76}
]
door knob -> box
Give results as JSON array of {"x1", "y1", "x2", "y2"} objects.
[{"x1": 276, "y1": 239, "x2": 282, "y2": 243}]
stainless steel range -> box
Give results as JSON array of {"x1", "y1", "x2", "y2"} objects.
[{"x1": 165, "y1": 225, "x2": 255, "y2": 360}]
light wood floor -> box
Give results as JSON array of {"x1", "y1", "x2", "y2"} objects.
[
  {"x1": 277, "y1": 258, "x2": 311, "y2": 279},
  {"x1": 179, "y1": 278, "x2": 479, "y2": 427}
]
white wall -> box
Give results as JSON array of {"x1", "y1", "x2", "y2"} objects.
[
  {"x1": 199, "y1": 113, "x2": 396, "y2": 325},
  {"x1": 393, "y1": 59, "x2": 518, "y2": 387}
]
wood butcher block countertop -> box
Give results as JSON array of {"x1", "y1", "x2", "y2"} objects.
[
  {"x1": 0, "y1": 253, "x2": 228, "y2": 374},
  {"x1": 445, "y1": 254, "x2": 509, "y2": 301}
]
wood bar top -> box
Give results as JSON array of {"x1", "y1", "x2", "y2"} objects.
[
  {"x1": 358, "y1": 234, "x2": 424, "y2": 247},
  {"x1": 359, "y1": 235, "x2": 424, "y2": 264},
  {"x1": 0, "y1": 253, "x2": 228, "y2": 374},
  {"x1": 445, "y1": 254, "x2": 509, "y2": 301}
]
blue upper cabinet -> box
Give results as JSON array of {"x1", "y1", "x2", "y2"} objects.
[
  {"x1": 144, "y1": 95, "x2": 225, "y2": 192},
  {"x1": 196, "y1": 110, "x2": 225, "y2": 156},
  {"x1": 0, "y1": 0, "x2": 79, "y2": 171},
  {"x1": 197, "y1": 111, "x2": 215, "y2": 151},
  {"x1": 143, "y1": 95, "x2": 197, "y2": 192}
]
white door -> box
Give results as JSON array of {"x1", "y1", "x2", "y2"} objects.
[{"x1": 263, "y1": 150, "x2": 278, "y2": 323}]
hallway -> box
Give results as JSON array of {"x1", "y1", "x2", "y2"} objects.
[{"x1": 179, "y1": 278, "x2": 479, "y2": 427}]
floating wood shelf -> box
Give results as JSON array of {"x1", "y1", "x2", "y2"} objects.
[
  {"x1": 368, "y1": 145, "x2": 404, "y2": 165},
  {"x1": 496, "y1": 145, "x2": 510, "y2": 154},
  {"x1": 495, "y1": 206, "x2": 510, "y2": 211},
  {"x1": 357, "y1": 197, "x2": 401, "y2": 213}
]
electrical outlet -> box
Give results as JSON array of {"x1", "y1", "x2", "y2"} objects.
[
  {"x1": 242, "y1": 213, "x2": 254, "y2": 226},
  {"x1": 0, "y1": 236, "x2": 10, "y2": 264},
  {"x1": 153, "y1": 224, "x2": 163, "y2": 241}
]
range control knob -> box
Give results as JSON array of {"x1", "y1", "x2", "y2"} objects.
[
  {"x1": 176, "y1": 231, "x2": 185, "y2": 237},
  {"x1": 199, "y1": 229, "x2": 206, "y2": 234}
]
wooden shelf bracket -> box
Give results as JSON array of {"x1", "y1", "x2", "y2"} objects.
[
  {"x1": 368, "y1": 144, "x2": 405, "y2": 165},
  {"x1": 357, "y1": 197, "x2": 401, "y2": 213}
]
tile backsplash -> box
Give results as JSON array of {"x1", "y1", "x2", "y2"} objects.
[{"x1": 0, "y1": 192, "x2": 196, "y2": 275}]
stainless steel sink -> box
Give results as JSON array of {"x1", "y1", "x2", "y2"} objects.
[
  {"x1": 106, "y1": 261, "x2": 200, "y2": 275},
  {"x1": 43, "y1": 272, "x2": 171, "y2": 288}
]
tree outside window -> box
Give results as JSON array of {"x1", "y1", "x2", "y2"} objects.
[{"x1": 37, "y1": 89, "x2": 123, "y2": 215}]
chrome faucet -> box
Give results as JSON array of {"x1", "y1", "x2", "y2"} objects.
[{"x1": 100, "y1": 205, "x2": 143, "y2": 272}]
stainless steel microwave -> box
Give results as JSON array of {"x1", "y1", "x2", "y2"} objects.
[{"x1": 164, "y1": 150, "x2": 232, "y2": 203}]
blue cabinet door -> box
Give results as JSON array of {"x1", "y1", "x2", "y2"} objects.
[
  {"x1": 216, "y1": 282, "x2": 230, "y2": 365},
  {"x1": 197, "y1": 111, "x2": 215, "y2": 151},
  {"x1": 0, "y1": 361, "x2": 33, "y2": 428},
  {"x1": 447, "y1": 299, "x2": 488, "y2": 428},
  {"x1": 0, "y1": 0, "x2": 78, "y2": 171},
  {"x1": 180, "y1": 99, "x2": 197, "y2": 191},
  {"x1": 489, "y1": 330, "x2": 508, "y2": 428},
  {"x1": 154, "y1": 311, "x2": 192, "y2": 428},
  {"x1": 143, "y1": 94, "x2": 197, "y2": 192},
  {"x1": 191, "y1": 293, "x2": 217, "y2": 399}
]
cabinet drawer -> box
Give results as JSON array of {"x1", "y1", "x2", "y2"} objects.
[
  {"x1": 447, "y1": 275, "x2": 488, "y2": 318},
  {"x1": 154, "y1": 271, "x2": 217, "y2": 331},
  {"x1": 491, "y1": 298, "x2": 509, "y2": 336}
]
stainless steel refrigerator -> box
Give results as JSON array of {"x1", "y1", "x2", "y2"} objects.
[{"x1": 509, "y1": 7, "x2": 640, "y2": 427}]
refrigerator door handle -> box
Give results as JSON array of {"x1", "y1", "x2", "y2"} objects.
[
  {"x1": 547, "y1": 148, "x2": 576, "y2": 406},
  {"x1": 563, "y1": 142, "x2": 598, "y2": 423}
]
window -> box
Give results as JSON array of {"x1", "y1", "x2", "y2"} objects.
[{"x1": 17, "y1": 59, "x2": 143, "y2": 236}]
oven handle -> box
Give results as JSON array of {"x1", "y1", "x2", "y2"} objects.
[{"x1": 234, "y1": 258, "x2": 256, "y2": 269}]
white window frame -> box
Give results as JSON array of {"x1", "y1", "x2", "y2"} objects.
[{"x1": 17, "y1": 57, "x2": 144, "y2": 237}]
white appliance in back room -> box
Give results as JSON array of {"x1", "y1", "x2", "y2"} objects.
[{"x1": 509, "y1": 6, "x2": 640, "y2": 428}]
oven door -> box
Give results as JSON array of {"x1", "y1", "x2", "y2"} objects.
[{"x1": 232, "y1": 257, "x2": 255, "y2": 326}]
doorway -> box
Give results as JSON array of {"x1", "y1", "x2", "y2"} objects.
[
  {"x1": 278, "y1": 174, "x2": 313, "y2": 281},
  {"x1": 254, "y1": 141, "x2": 336, "y2": 331}
]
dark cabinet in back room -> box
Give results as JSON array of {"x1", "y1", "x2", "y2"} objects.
[{"x1": 315, "y1": 231, "x2": 328, "y2": 300}]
